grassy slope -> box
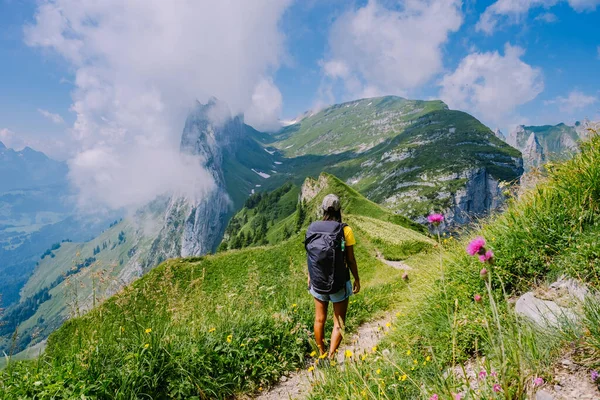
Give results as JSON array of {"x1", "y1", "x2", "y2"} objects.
[
  {"x1": 309, "y1": 132, "x2": 600, "y2": 399},
  {"x1": 0, "y1": 174, "x2": 434, "y2": 399},
  {"x1": 3, "y1": 216, "x2": 162, "y2": 355},
  {"x1": 221, "y1": 173, "x2": 426, "y2": 251},
  {"x1": 271, "y1": 97, "x2": 448, "y2": 157}
]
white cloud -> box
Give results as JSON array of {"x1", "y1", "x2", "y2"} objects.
[
  {"x1": 439, "y1": 44, "x2": 544, "y2": 125},
  {"x1": 24, "y1": 0, "x2": 291, "y2": 210},
  {"x1": 535, "y1": 12, "x2": 559, "y2": 22},
  {"x1": 567, "y1": 0, "x2": 600, "y2": 11},
  {"x1": 37, "y1": 108, "x2": 64, "y2": 124},
  {"x1": 320, "y1": 0, "x2": 463, "y2": 101},
  {"x1": 545, "y1": 90, "x2": 598, "y2": 113},
  {"x1": 477, "y1": 0, "x2": 600, "y2": 34},
  {"x1": 245, "y1": 78, "x2": 284, "y2": 132}
]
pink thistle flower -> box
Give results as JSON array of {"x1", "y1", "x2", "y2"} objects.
[
  {"x1": 479, "y1": 250, "x2": 494, "y2": 263},
  {"x1": 534, "y1": 377, "x2": 544, "y2": 386},
  {"x1": 478, "y1": 370, "x2": 487, "y2": 379},
  {"x1": 429, "y1": 395, "x2": 439, "y2": 400},
  {"x1": 480, "y1": 268, "x2": 488, "y2": 279},
  {"x1": 474, "y1": 294, "x2": 482, "y2": 302},
  {"x1": 453, "y1": 393, "x2": 462, "y2": 400},
  {"x1": 491, "y1": 371, "x2": 498, "y2": 377},
  {"x1": 428, "y1": 213, "x2": 444, "y2": 226},
  {"x1": 493, "y1": 384, "x2": 502, "y2": 393},
  {"x1": 467, "y1": 237, "x2": 486, "y2": 256},
  {"x1": 592, "y1": 370, "x2": 599, "y2": 381}
]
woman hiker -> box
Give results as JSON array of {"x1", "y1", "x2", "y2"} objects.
[{"x1": 305, "y1": 194, "x2": 360, "y2": 360}]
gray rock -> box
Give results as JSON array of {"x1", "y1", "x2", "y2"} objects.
[
  {"x1": 515, "y1": 277, "x2": 588, "y2": 327},
  {"x1": 515, "y1": 291, "x2": 579, "y2": 327},
  {"x1": 536, "y1": 390, "x2": 554, "y2": 400}
]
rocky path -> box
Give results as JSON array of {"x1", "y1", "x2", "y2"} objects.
[
  {"x1": 254, "y1": 315, "x2": 391, "y2": 400},
  {"x1": 375, "y1": 250, "x2": 412, "y2": 271},
  {"x1": 536, "y1": 355, "x2": 600, "y2": 400}
]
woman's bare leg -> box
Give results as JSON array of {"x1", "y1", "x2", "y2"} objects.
[
  {"x1": 313, "y1": 297, "x2": 329, "y2": 356},
  {"x1": 329, "y1": 298, "x2": 348, "y2": 359}
]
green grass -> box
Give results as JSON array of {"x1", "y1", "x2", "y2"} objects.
[
  {"x1": 0, "y1": 181, "x2": 434, "y2": 399},
  {"x1": 308, "y1": 131, "x2": 600, "y2": 399}
]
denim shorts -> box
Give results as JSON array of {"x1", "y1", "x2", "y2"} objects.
[{"x1": 309, "y1": 280, "x2": 352, "y2": 303}]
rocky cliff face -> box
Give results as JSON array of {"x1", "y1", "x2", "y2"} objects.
[
  {"x1": 143, "y1": 99, "x2": 240, "y2": 267},
  {"x1": 443, "y1": 167, "x2": 511, "y2": 226}
]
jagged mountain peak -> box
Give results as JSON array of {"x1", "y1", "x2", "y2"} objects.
[
  {"x1": 0, "y1": 141, "x2": 6, "y2": 150},
  {"x1": 494, "y1": 128, "x2": 506, "y2": 141}
]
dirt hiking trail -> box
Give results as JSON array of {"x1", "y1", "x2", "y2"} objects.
[{"x1": 253, "y1": 315, "x2": 391, "y2": 400}]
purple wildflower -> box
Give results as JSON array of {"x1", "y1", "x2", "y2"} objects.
[
  {"x1": 474, "y1": 294, "x2": 482, "y2": 302},
  {"x1": 428, "y1": 214, "x2": 444, "y2": 226},
  {"x1": 479, "y1": 250, "x2": 494, "y2": 263},
  {"x1": 534, "y1": 377, "x2": 544, "y2": 386},
  {"x1": 491, "y1": 371, "x2": 498, "y2": 377},
  {"x1": 467, "y1": 237, "x2": 486, "y2": 256},
  {"x1": 493, "y1": 384, "x2": 502, "y2": 393},
  {"x1": 429, "y1": 395, "x2": 439, "y2": 400},
  {"x1": 591, "y1": 370, "x2": 599, "y2": 381},
  {"x1": 479, "y1": 370, "x2": 487, "y2": 380}
]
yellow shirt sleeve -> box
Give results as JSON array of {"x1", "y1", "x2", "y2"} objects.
[{"x1": 343, "y1": 225, "x2": 356, "y2": 247}]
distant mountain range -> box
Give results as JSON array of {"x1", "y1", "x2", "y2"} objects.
[
  {"x1": 496, "y1": 120, "x2": 598, "y2": 171},
  {"x1": 0, "y1": 95, "x2": 526, "y2": 355},
  {"x1": 0, "y1": 142, "x2": 114, "y2": 324}
]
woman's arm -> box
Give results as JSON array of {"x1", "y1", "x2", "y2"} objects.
[{"x1": 346, "y1": 245, "x2": 360, "y2": 294}]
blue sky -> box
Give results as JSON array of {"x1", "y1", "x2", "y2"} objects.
[{"x1": 0, "y1": 0, "x2": 599, "y2": 161}]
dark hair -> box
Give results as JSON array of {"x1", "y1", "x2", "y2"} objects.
[{"x1": 323, "y1": 207, "x2": 342, "y2": 222}]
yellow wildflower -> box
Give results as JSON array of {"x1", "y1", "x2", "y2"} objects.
[
  {"x1": 319, "y1": 353, "x2": 328, "y2": 359},
  {"x1": 411, "y1": 366, "x2": 415, "y2": 371},
  {"x1": 292, "y1": 303, "x2": 297, "y2": 308},
  {"x1": 396, "y1": 312, "x2": 401, "y2": 317},
  {"x1": 426, "y1": 356, "x2": 431, "y2": 361},
  {"x1": 144, "y1": 343, "x2": 149, "y2": 349},
  {"x1": 413, "y1": 359, "x2": 418, "y2": 364},
  {"x1": 376, "y1": 369, "x2": 381, "y2": 374},
  {"x1": 361, "y1": 354, "x2": 367, "y2": 361},
  {"x1": 372, "y1": 346, "x2": 378, "y2": 352},
  {"x1": 120, "y1": 326, "x2": 125, "y2": 333},
  {"x1": 308, "y1": 366, "x2": 315, "y2": 372},
  {"x1": 406, "y1": 350, "x2": 411, "y2": 356},
  {"x1": 330, "y1": 361, "x2": 336, "y2": 366},
  {"x1": 345, "y1": 350, "x2": 353, "y2": 358},
  {"x1": 361, "y1": 390, "x2": 367, "y2": 396},
  {"x1": 240, "y1": 343, "x2": 245, "y2": 347},
  {"x1": 385, "y1": 322, "x2": 391, "y2": 328},
  {"x1": 400, "y1": 374, "x2": 407, "y2": 381},
  {"x1": 310, "y1": 351, "x2": 317, "y2": 357},
  {"x1": 423, "y1": 361, "x2": 427, "y2": 365},
  {"x1": 145, "y1": 328, "x2": 152, "y2": 334},
  {"x1": 208, "y1": 327, "x2": 216, "y2": 333},
  {"x1": 226, "y1": 334, "x2": 233, "y2": 343}
]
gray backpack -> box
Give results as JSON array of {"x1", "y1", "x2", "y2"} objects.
[{"x1": 305, "y1": 221, "x2": 348, "y2": 294}]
